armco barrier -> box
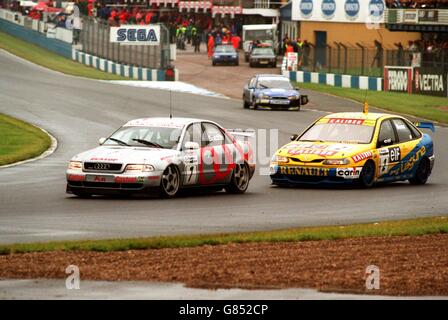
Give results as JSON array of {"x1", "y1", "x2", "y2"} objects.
[
  {"x1": 0, "y1": 18, "x2": 72, "y2": 59},
  {"x1": 282, "y1": 70, "x2": 383, "y2": 91},
  {"x1": 73, "y1": 50, "x2": 179, "y2": 81}
]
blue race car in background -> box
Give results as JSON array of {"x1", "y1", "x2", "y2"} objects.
[
  {"x1": 212, "y1": 44, "x2": 239, "y2": 66},
  {"x1": 242, "y1": 74, "x2": 309, "y2": 111}
]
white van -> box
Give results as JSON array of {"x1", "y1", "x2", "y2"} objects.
[{"x1": 242, "y1": 24, "x2": 278, "y2": 62}]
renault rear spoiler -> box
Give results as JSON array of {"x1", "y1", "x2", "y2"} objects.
[{"x1": 414, "y1": 122, "x2": 435, "y2": 133}]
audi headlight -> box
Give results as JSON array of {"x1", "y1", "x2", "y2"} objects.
[
  {"x1": 323, "y1": 159, "x2": 350, "y2": 165},
  {"x1": 68, "y1": 161, "x2": 82, "y2": 171},
  {"x1": 272, "y1": 155, "x2": 289, "y2": 164},
  {"x1": 125, "y1": 164, "x2": 155, "y2": 173}
]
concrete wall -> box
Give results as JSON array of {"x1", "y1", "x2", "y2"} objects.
[
  {"x1": 0, "y1": 17, "x2": 72, "y2": 59},
  {"x1": 283, "y1": 70, "x2": 383, "y2": 91},
  {"x1": 73, "y1": 50, "x2": 179, "y2": 81}
]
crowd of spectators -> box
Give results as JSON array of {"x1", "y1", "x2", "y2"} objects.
[{"x1": 386, "y1": 0, "x2": 448, "y2": 9}]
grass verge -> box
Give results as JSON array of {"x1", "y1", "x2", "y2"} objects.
[
  {"x1": 297, "y1": 82, "x2": 448, "y2": 124},
  {"x1": 0, "y1": 216, "x2": 447, "y2": 255},
  {"x1": 0, "y1": 31, "x2": 127, "y2": 80},
  {"x1": 0, "y1": 113, "x2": 51, "y2": 166}
]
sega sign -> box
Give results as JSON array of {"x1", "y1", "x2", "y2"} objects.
[{"x1": 110, "y1": 25, "x2": 160, "y2": 45}]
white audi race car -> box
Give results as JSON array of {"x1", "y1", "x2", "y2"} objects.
[{"x1": 66, "y1": 117, "x2": 255, "y2": 198}]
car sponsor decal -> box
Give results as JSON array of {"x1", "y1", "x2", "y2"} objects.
[
  {"x1": 114, "y1": 176, "x2": 143, "y2": 183},
  {"x1": 67, "y1": 174, "x2": 85, "y2": 181},
  {"x1": 336, "y1": 167, "x2": 362, "y2": 179},
  {"x1": 328, "y1": 118, "x2": 365, "y2": 125},
  {"x1": 284, "y1": 143, "x2": 350, "y2": 157},
  {"x1": 279, "y1": 166, "x2": 330, "y2": 177},
  {"x1": 287, "y1": 148, "x2": 337, "y2": 157},
  {"x1": 90, "y1": 157, "x2": 119, "y2": 161},
  {"x1": 124, "y1": 119, "x2": 184, "y2": 128},
  {"x1": 389, "y1": 146, "x2": 426, "y2": 177},
  {"x1": 352, "y1": 151, "x2": 373, "y2": 163},
  {"x1": 389, "y1": 147, "x2": 401, "y2": 162},
  {"x1": 318, "y1": 118, "x2": 376, "y2": 126}
]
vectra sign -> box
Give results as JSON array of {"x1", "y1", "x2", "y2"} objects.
[
  {"x1": 110, "y1": 25, "x2": 160, "y2": 45},
  {"x1": 413, "y1": 68, "x2": 447, "y2": 97}
]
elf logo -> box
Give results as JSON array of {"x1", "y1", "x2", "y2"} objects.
[{"x1": 389, "y1": 147, "x2": 401, "y2": 162}]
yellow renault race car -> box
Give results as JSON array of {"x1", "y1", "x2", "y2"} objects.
[{"x1": 270, "y1": 112, "x2": 435, "y2": 187}]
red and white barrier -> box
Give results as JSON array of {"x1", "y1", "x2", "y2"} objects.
[
  {"x1": 211, "y1": 6, "x2": 242, "y2": 18},
  {"x1": 149, "y1": 0, "x2": 179, "y2": 7},
  {"x1": 178, "y1": 1, "x2": 212, "y2": 13}
]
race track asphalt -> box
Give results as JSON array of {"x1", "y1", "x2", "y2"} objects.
[{"x1": 1, "y1": 50, "x2": 447, "y2": 244}]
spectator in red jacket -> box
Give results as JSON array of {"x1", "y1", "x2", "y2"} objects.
[{"x1": 231, "y1": 34, "x2": 241, "y2": 50}]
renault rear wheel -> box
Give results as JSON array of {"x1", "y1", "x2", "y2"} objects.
[{"x1": 409, "y1": 157, "x2": 430, "y2": 185}]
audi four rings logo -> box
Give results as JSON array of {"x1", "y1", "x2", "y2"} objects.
[{"x1": 93, "y1": 163, "x2": 111, "y2": 170}]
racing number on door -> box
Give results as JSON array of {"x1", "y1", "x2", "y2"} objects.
[
  {"x1": 184, "y1": 164, "x2": 198, "y2": 185},
  {"x1": 379, "y1": 151, "x2": 389, "y2": 175},
  {"x1": 379, "y1": 147, "x2": 401, "y2": 176}
]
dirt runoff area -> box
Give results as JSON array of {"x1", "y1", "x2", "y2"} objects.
[{"x1": 1, "y1": 234, "x2": 447, "y2": 296}]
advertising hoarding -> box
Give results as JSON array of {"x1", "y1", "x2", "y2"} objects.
[
  {"x1": 110, "y1": 25, "x2": 161, "y2": 45},
  {"x1": 292, "y1": 0, "x2": 385, "y2": 23}
]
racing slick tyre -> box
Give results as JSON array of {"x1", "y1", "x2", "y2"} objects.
[
  {"x1": 409, "y1": 157, "x2": 431, "y2": 185},
  {"x1": 243, "y1": 99, "x2": 250, "y2": 109},
  {"x1": 359, "y1": 160, "x2": 375, "y2": 188},
  {"x1": 225, "y1": 163, "x2": 250, "y2": 194},
  {"x1": 160, "y1": 165, "x2": 181, "y2": 198}
]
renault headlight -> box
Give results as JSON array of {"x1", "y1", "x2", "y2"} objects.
[
  {"x1": 68, "y1": 161, "x2": 82, "y2": 171},
  {"x1": 323, "y1": 159, "x2": 350, "y2": 165},
  {"x1": 125, "y1": 164, "x2": 155, "y2": 173},
  {"x1": 271, "y1": 155, "x2": 289, "y2": 164}
]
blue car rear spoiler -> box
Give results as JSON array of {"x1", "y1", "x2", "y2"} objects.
[{"x1": 414, "y1": 122, "x2": 435, "y2": 133}]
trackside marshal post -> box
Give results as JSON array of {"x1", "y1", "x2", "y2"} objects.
[{"x1": 110, "y1": 25, "x2": 161, "y2": 45}]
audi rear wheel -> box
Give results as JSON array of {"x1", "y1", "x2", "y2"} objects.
[{"x1": 225, "y1": 163, "x2": 250, "y2": 194}]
